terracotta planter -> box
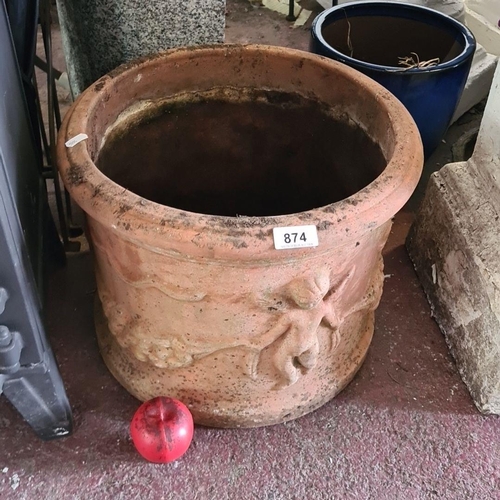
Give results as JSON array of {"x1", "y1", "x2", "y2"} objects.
[{"x1": 57, "y1": 45, "x2": 423, "y2": 427}]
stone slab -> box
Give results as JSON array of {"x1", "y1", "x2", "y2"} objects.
[
  {"x1": 407, "y1": 162, "x2": 500, "y2": 413},
  {"x1": 451, "y1": 46, "x2": 497, "y2": 123},
  {"x1": 56, "y1": 0, "x2": 225, "y2": 96},
  {"x1": 465, "y1": 0, "x2": 500, "y2": 57},
  {"x1": 407, "y1": 65, "x2": 500, "y2": 414}
]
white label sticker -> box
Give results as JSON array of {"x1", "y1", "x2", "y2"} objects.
[
  {"x1": 273, "y1": 225, "x2": 319, "y2": 250},
  {"x1": 65, "y1": 133, "x2": 88, "y2": 148}
]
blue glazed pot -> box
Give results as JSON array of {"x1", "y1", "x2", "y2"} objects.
[{"x1": 311, "y1": 2, "x2": 476, "y2": 157}]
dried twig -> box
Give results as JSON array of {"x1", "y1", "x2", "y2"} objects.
[
  {"x1": 344, "y1": 10, "x2": 354, "y2": 58},
  {"x1": 386, "y1": 368, "x2": 402, "y2": 385},
  {"x1": 396, "y1": 361, "x2": 409, "y2": 373},
  {"x1": 398, "y1": 52, "x2": 440, "y2": 70}
]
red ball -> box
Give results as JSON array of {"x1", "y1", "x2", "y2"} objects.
[{"x1": 130, "y1": 397, "x2": 194, "y2": 463}]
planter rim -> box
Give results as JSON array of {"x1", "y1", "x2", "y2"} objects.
[
  {"x1": 311, "y1": 1, "x2": 476, "y2": 74},
  {"x1": 57, "y1": 44, "x2": 423, "y2": 262}
]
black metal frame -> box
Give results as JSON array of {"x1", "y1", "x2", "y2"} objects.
[{"x1": 1, "y1": 0, "x2": 73, "y2": 440}]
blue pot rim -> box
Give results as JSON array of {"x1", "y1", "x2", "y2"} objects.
[{"x1": 311, "y1": 1, "x2": 476, "y2": 74}]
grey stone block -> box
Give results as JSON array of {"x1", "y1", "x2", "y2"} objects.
[
  {"x1": 407, "y1": 64, "x2": 500, "y2": 414},
  {"x1": 56, "y1": 0, "x2": 225, "y2": 96},
  {"x1": 407, "y1": 162, "x2": 500, "y2": 414}
]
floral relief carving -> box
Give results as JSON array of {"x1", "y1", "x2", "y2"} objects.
[{"x1": 99, "y1": 293, "x2": 213, "y2": 369}]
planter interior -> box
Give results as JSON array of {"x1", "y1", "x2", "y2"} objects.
[
  {"x1": 321, "y1": 13, "x2": 463, "y2": 67},
  {"x1": 96, "y1": 88, "x2": 386, "y2": 217},
  {"x1": 58, "y1": 45, "x2": 423, "y2": 428}
]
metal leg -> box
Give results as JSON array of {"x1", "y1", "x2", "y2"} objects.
[
  {"x1": 286, "y1": 0, "x2": 296, "y2": 21},
  {"x1": 2, "y1": 355, "x2": 73, "y2": 440},
  {"x1": 39, "y1": 0, "x2": 81, "y2": 250},
  {"x1": 39, "y1": 2, "x2": 72, "y2": 250}
]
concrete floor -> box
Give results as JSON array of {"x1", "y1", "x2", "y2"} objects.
[{"x1": 1, "y1": 1, "x2": 500, "y2": 498}]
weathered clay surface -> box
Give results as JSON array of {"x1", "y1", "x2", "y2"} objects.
[
  {"x1": 57, "y1": 45, "x2": 423, "y2": 427},
  {"x1": 407, "y1": 64, "x2": 500, "y2": 414}
]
